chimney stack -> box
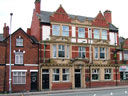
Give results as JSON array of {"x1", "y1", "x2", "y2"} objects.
[
  {"x1": 3, "y1": 23, "x2": 9, "y2": 38},
  {"x1": 35, "y1": 0, "x2": 41, "y2": 14},
  {"x1": 104, "y1": 10, "x2": 112, "y2": 23}
]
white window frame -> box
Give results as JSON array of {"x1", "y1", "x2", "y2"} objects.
[
  {"x1": 52, "y1": 25, "x2": 60, "y2": 36},
  {"x1": 15, "y1": 52, "x2": 23, "y2": 64},
  {"x1": 78, "y1": 46, "x2": 85, "y2": 58},
  {"x1": 124, "y1": 50, "x2": 128, "y2": 60},
  {"x1": 52, "y1": 69, "x2": 60, "y2": 82},
  {"x1": 58, "y1": 45, "x2": 65, "y2": 58},
  {"x1": 102, "y1": 30, "x2": 107, "y2": 40},
  {"x1": 100, "y1": 48, "x2": 105, "y2": 59},
  {"x1": 67, "y1": 45, "x2": 70, "y2": 58},
  {"x1": 13, "y1": 71, "x2": 26, "y2": 84},
  {"x1": 94, "y1": 29, "x2": 100, "y2": 39},
  {"x1": 16, "y1": 37, "x2": 23, "y2": 46},
  {"x1": 104, "y1": 69, "x2": 112, "y2": 80},
  {"x1": 62, "y1": 25, "x2": 69, "y2": 36},
  {"x1": 52, "y1": 44, "x2": 57, "y2": 58},
  {"x1": 78, "y1": 27, "x2": 85, "y2": 38},
  {"x1": 92, "y1": 69, "x2": 99, "y2": 81},
  {"x1": 94, "y1": 47, "x2": 98, "y2": 59},
  {"x1": 62, "y1": 69, "x2": 70, "y2": 82}
]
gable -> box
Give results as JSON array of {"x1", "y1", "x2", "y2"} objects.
[
  {"x1": 50, "y1": 5, "x2": 71, "y2": 23},
  {"x1": 92, "y1": 11, "x2": 109, "y2": 28}
]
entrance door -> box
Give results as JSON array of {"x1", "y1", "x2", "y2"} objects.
[
  {"x1": 31, "y1": 72, "x2": 38, "y2": 90},
  {"x1": 42, "y1": 69, "x2": 49, "y2": 89},
  {"x1": 75, "y1": 69, "x2": 81, "y2": 88}
]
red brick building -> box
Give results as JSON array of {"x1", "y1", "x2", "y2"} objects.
[
  {"x1": 29, "y1": 0, "x2": 120, "y2": 90},
  {"x1": 0, "y1": 24, "x2": 39, "y2": 92}
]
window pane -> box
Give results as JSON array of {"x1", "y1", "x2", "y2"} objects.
[
  {"x1": 15, "y1": 52, "x2": 23, "y2": 64},
  {"x1": 78, "y1": 28, "x2": 85, "y2": 38},
  {"x1": 100, "y1": 48, "x2": 105, "y2": 59},
  {"x1": 62, "y1": 26, "x2": 69, "y2": 36},
  {"x1": 67, "y1": 45, "x2": 69, "y2": 58},
  {"x1": 53, "y1": 69, "x2": 60, "y2": 81},
  {"x1": 95, "y1": 47, "x2": 98, "y2": 59},
  {"x1": 79, "y1": 47, "x2": 85, "y2": 58},
  {"x1": 16, "y1": 38, "x2": 23, "y2": 46},
  {"x1": 58, "y1": 45, "x2": 65, "y2": 57},
  {"x1": 52, "y1": 25, "x2": 60, "y2": 36},
  {"x1": 102, "y1": 30, "x2": 107, "y2": 40},
  {"x1": 53, "y1": 45, "x2": 57, "y2": 58},
  {"x1": 94, "y1": 29, "x2": 100, "y2": 39}
]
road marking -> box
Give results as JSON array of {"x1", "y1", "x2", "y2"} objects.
[
  {"x1": 125, "y1": 91, "x2": 127, "y2": 94},
  {"x1": 110, "y1": 92, "x2": 113, "y2": 95}
]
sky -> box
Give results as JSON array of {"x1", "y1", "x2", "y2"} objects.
[{"x1": 0, "y1": 0, "x2": 128, "y2": 38}]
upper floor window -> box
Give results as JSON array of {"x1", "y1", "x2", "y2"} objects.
[
  {"x1": 16, "y1": 36, "x2": 23, "y2": 46},
  {"x1": 100, "y1": 48, "x2": 105, "y2": 59},
  {"x1": 94, "y1": 47, "x2": 108, "y2": 60},
  {"x1": 13, "y1": 71, "x2": 26, "y2": 84},
  {"x1": 94, "y1": 29, "x2": 100, "y2": 39},
  {"x1": 95, "y1": 47, "x2": 98, "y2": 59},
  {"x1": 58, "y1": 45, "x2": 65, "y2": 57},
  {"x1": 102, "y1": 30, "x2": 107, "y2": 40},
  {"x1": 124, "y1": 50, "x2": 128, "y2": 60},
  {"x1": 78, "y1": 46, "x2": 85, "y2": 58},
  {"x1": 62, "y1": 26, "x2": 69, "y2": 36},
  {"x1": 78, "y1": 27, "x2": 85, "y2": 38},
  {"x1": 15, "y1": 52, "x2": 23, "y2": 64},
  {"x1": 52, "y1": 25, "x2": 60, "y2": 36},
  {"x1": 53, "y1": 44, "x2": 69, "y2": 58}
]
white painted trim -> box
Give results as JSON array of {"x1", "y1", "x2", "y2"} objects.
[
  {"x1": 6, "y1": 64, "x2": 14, "y2": 66},
  {"x1": 30, "y1": 70, "x2": 38, "y2": 72},
  {"x1": 24, "y1": 64, "x2": 38, "y2": 66},
  {"x1": 12, "y1": 70, "x2": 27, "y2": 72}
]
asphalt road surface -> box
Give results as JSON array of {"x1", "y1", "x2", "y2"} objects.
[{"x1": 29, "y1": 88, "x2": 128, "y2": 96}]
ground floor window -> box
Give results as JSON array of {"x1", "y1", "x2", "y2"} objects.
[
  {"x1": 13, "y1": 71, "x2": 26, "y2": 84},
  {"x1": 104, "y1": 69, "x2": 112, "y2": 80},
  {"x1": 92, "y1": 69, "x2": 99, "y2": 81},
  {"x1": 53, "y1": 69, "x2": 60, "y2": 82},
  {"x1": 62, "y1": 69, "x2": 70, "y2": 81},
  {"x1": 120, "y1": 72, "x2": 128, "y2": 80}
]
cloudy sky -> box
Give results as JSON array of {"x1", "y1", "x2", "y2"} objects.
[{"x1": 0, "y1": 0, "x2": 128, "y2": 38}]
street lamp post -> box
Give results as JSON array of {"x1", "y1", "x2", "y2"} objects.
[{"x1": 9, "y1": 13, "x2": 13, "y2": 93}]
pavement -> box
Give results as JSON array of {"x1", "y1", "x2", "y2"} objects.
[{"x1": 1, "y1": 85, "x2": 128, "y2": 96}]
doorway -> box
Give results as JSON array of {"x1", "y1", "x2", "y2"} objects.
[
  {"x1": 31, "y1": 72, "x2": 38, "y2": 90},
  {"x1": 75, "y1": 69, "x2": 81, "y2": 88},
  {"x1": 42, "y1": 69, "x2": 49, "y2": 89}
]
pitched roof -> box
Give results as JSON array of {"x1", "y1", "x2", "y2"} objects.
[
  {"x1": 40, "y1": 11, "x2": 118, "y2": 32},
  {"x1": 0, "y1": 34, "x2": 4, "y2": 41},
  {"x1": 109, "y1": 23, "x2": 118, "y2": 32}
]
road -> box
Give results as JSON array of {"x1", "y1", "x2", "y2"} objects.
[{"x1": 28, "y1": 88, "x2": 128, "y2": 96}]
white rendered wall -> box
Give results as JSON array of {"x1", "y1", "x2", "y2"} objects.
[{"x1": 42, "y1": 25, "x2": 50, "y2": 40}]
